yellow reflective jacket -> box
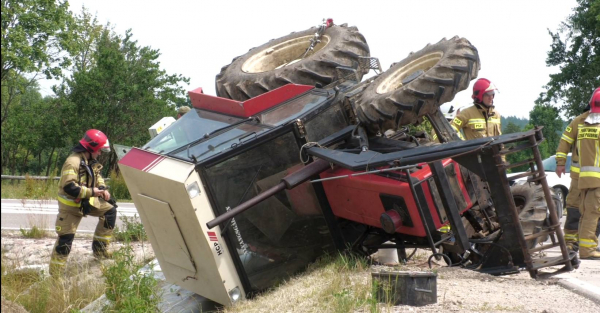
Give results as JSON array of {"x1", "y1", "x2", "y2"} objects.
[
  {"x1": 556, "y1": 112, "x2": 588, "y2": 178},
  {"x1": 451, "y1": 104, "x2": 501, "y2": 140},
  {"x1": 576, "y1": 116, "x2": 600, "y2": 190},
  {"x1": 57, "y1": 152, "x2": 106, "y2": 209}
]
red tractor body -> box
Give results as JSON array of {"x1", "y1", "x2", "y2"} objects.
[{"x1": 321, "y1": 159, "x2": 473, "y2": 237}]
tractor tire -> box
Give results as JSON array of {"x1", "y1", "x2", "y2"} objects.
[
  {"x1": 215, "y1": 24, "x2": 370, "y2": 101},
  {"x1": 511, "y1": 184, "x2": 562, "y2": 248},
  {"x1": 354, "y1": 36, "x2": 480, "y2": 133}
]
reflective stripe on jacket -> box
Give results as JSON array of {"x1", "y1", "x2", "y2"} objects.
[
  {"x1": 451, "y1": 104, "x2": 501, "y2": 140},
  {"x1": 556, "y1": 112, "x2": 588, "y2": 179},
  {"x1": 57, "y1": 152, "x2": 106, "y2": 209},
  {"x1": 577, "y1": 119, "x2": 600, "y2": 189}
]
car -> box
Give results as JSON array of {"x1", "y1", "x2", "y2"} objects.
[{"x1": 513, "y1": 153, "x2": 572, "y2": 218}]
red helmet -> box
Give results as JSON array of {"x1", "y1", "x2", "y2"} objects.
[
  {"x1": 590, "y1": 87, "x2": 600, "y2": 113},
  {"x1": 472, "y1": 78, "x2": 498, "y2": 103},
  {"x1": 80, "y1": 129, "x2": 110, "y2": 153}
]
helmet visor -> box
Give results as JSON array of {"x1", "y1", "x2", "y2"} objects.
[{"x1": 101, "y1": 140, "x2": 111, "y2": 153}]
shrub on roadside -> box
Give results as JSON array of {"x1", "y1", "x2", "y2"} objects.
[
  {"x1": 102, "y1": 244, "x2": 160, "y2": 312},
  {"x1": 108, "y1": 170, "x2": 131, "y2": 201},
  {"x1": 19, "y1": 226, "x2": 47, "y2": 239},
  {"x1": 113, "y1": 214, "x2": 147, "y2": 242}
]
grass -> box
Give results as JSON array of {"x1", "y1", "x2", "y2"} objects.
[
  {"x1": 101, "y1": 244, "x2": 161, "y2": 312},
  {"x1": 1, "y1": 176, "x2": 58, "y2": 200},
  {"x1": 0, "y1": 171, "x2": 132, "y2": 201},
  {"x1": 19, "y1": 226, "x2": 48, "y2": 239},
  {"x1": 225, "y1": 252, "x2": 389, "y2": 313},
  {"x1": 113, "y1": 214, "x2": 147, "y2": 242},
  {"x1": 2, "y1": 236, "x2": 157, "y2": 313},
  {"x1": 1, "y1": 249, "x2": 105, "y2": 313},
  {"x1": 19, "y1": 214, "x2": 50, "y2": 239}
]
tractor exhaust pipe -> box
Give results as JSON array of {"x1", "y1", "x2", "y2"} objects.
[{"x1": 207, "y1": 158, "x2": 330, "y2": 229}]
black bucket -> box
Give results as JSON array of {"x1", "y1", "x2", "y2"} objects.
[{"x1": 371, "y1": 271, "x2": 437, "y2": 306}]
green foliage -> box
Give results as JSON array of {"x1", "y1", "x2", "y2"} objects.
[
  {"x1": 501, "y1": 116, "x2": 529, "y2": 132},
  {"x1": 536, "y1": 0, "x2": 600, "y2": 118},
  {"x1": 529, "y1": 104, "x2": 564, "y2": 159},
  {"x1": 114, "y1": 214, "x2": 147, "y2": 242},
  {"x1": 102, "y1": 244, "x2": 160, "y2": 312},
  {"x1": 108, "y1": 170, "x2": 131, "y2": 200},
  {"x1": 503, "y1": 122, "x2": 532, "y2": 173},
  {"x1": 1, "y1": 0, "x2": 77, "y2": 127},
  {"x1": 19, "y1": 225, "x2": 47, "y2": 238},
  {"x1": 2, "y1": 6, "x2": 188, "y2": 176},
  {"x1": 55, "y1": 28, "x2": 189, "y2": 171},
  {"x1": 1, "y1": 177, "x2": 58, "y2": 199}
]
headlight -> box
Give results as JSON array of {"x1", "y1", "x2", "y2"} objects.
[
  {"x1": 228, "y1": 286, "x2": 242, "y2": 302},
  {"x1": 186, "y1": 182, "x2": 201, "y2": 199}
]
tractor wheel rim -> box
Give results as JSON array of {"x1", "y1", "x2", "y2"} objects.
[
  {"x1": 376, "y1": 52, "x2": 443, "y2": 94},
  {"x1": 242, "y1": 35, "x2": 331, "y2": 73}
]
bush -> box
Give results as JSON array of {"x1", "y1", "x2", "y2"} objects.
[
  {"x1": 113, "y1": 214, "x2": 147, "y2": 242},
  {"x1": 19, "y1": 226, "x2": 48, "y2": 239},
  {"x1": 108, "y1": 170, "x2": 131, "y2": 201},
  {"x1": 102, "y1": 244, "x2": 160, "y2": 312}
]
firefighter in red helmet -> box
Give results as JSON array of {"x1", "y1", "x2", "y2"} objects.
[
  {"x1": 50, "y1": 129, "x2": 118, "y2": 276},
  {"x1": 451, "y1": 78, "x2": 502, "y2": 140}
]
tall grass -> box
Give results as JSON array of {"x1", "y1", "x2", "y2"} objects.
[
  {"x1": 0, "y1": 170, "x2": 132, "y2": 201},
  {"x1": 113, "y1": 214, "x2": 147, "y2": 242},
  {"x1": 1, "y1": 251, "x2": 104, "y2": 313},
  {"x1": 19, "y1": 215, "x2": 50, "y2": 239},
  {"x1": 108, "y1": 170, "x2": 131, "y2": 201},
  {"x1": 102, "y1": 244, "x2": 161, "y2": 312},
  {"x1": 1, "y1": 176, "x2": 57, "y2": 199},
  {"x1": 226, "y1": 252, "x2": 383, "y2": 313}
]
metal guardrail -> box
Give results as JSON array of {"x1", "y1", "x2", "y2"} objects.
[
  {"x1": 1, "y1": 175, "x2": 60, "y2": 180},
  {"x1": 1, "y1": 175, "x2": 110, "y2": 181}
]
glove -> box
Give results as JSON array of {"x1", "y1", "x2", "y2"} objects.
[{"x1": 81, "y1": 199, "x2": 92, "y2": 216}]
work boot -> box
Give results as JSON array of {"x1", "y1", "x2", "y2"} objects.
[
  {"x1": 580, "y1": 250, "x2": 600, "y2": 260},
  {"x1": 92, "y1": 239, "x2": 112, "y2": 259},
  {"x1": 93, "y1": 249, "x2": 113, "y2": 260}
]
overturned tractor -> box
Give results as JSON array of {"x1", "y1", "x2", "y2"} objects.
[{"x1": 119, "y1": 20, "x2": 576, "y2": 306}]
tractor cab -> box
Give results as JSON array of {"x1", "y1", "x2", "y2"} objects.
[{"x1": 119, "y1": 81, "x2": 360, "y2": 305}]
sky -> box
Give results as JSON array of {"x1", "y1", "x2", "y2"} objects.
[{"x1": 40, "y1": 0, "x2": 578, "y2": 119}]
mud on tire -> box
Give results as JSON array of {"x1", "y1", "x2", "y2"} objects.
[
  {"x1": 216, "y1": 24, "x2": 370, "y2": 101},
  {"x1": 354, "y1": 36, "x2": 479, "y2": 133},
  {"x1": 511, "y1": 184, "x2": 562, "y2": 248}
]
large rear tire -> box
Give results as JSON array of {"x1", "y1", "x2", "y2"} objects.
[
  {"x1": 511, "y1": 184, "x2": 562, "y2": 248},
  {"x1": 216, "y1": 24, "x2": 370, "y2": 101},
  {"x1": 354, "y1": 36, "x2": 480, "y2": 133}
]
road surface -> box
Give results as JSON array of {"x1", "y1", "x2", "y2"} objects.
[{"x1": 1, "y1": 199, "x2": 138, "y2": 233}]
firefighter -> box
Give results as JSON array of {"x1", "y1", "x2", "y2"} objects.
[
  {"x1": 177, "y1": 106, "x2": 191, "y2": 119},
  {"x1": 451, "y1": 78, "x2": 501, "y2": 140},
  {"x1": 556, "y1": 101, "x2": 600, "y2": 251},
  {"x1": 577, "y1": 87, "x2": 600, "y2": 260},
  {"x1": 431, "y1": 103, "x2": 466, "y2": 143},
  {"x1": 49, "y1": 129, "x2": 118, "y2": 276}
]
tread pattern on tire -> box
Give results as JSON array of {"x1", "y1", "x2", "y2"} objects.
[
  {"x1": 511, "y1": 184, "x2": 561, "y2": 248},
  {"x1": 354, "y1": 36, "x2": 480, "y2": 133},
  {"x1": 216, "y1": 25, "x2": 370, "y2": 101}
]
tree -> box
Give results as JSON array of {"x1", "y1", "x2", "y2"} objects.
[
  {"x1": 504, "y1": 122, "x2": 529, "y2": 173},
  {"x1": 1, "y1": 0, "x2": 77, "y2": 125},
  {"x1": 536, "y1": 0, "x2": 600, "y2": 118},
  {"x1": 56, "y1": 28, "x2": 189, "y2": 171},
  {"x1": 528, "y1": 104, "x2": 564, "y2": 162}
]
